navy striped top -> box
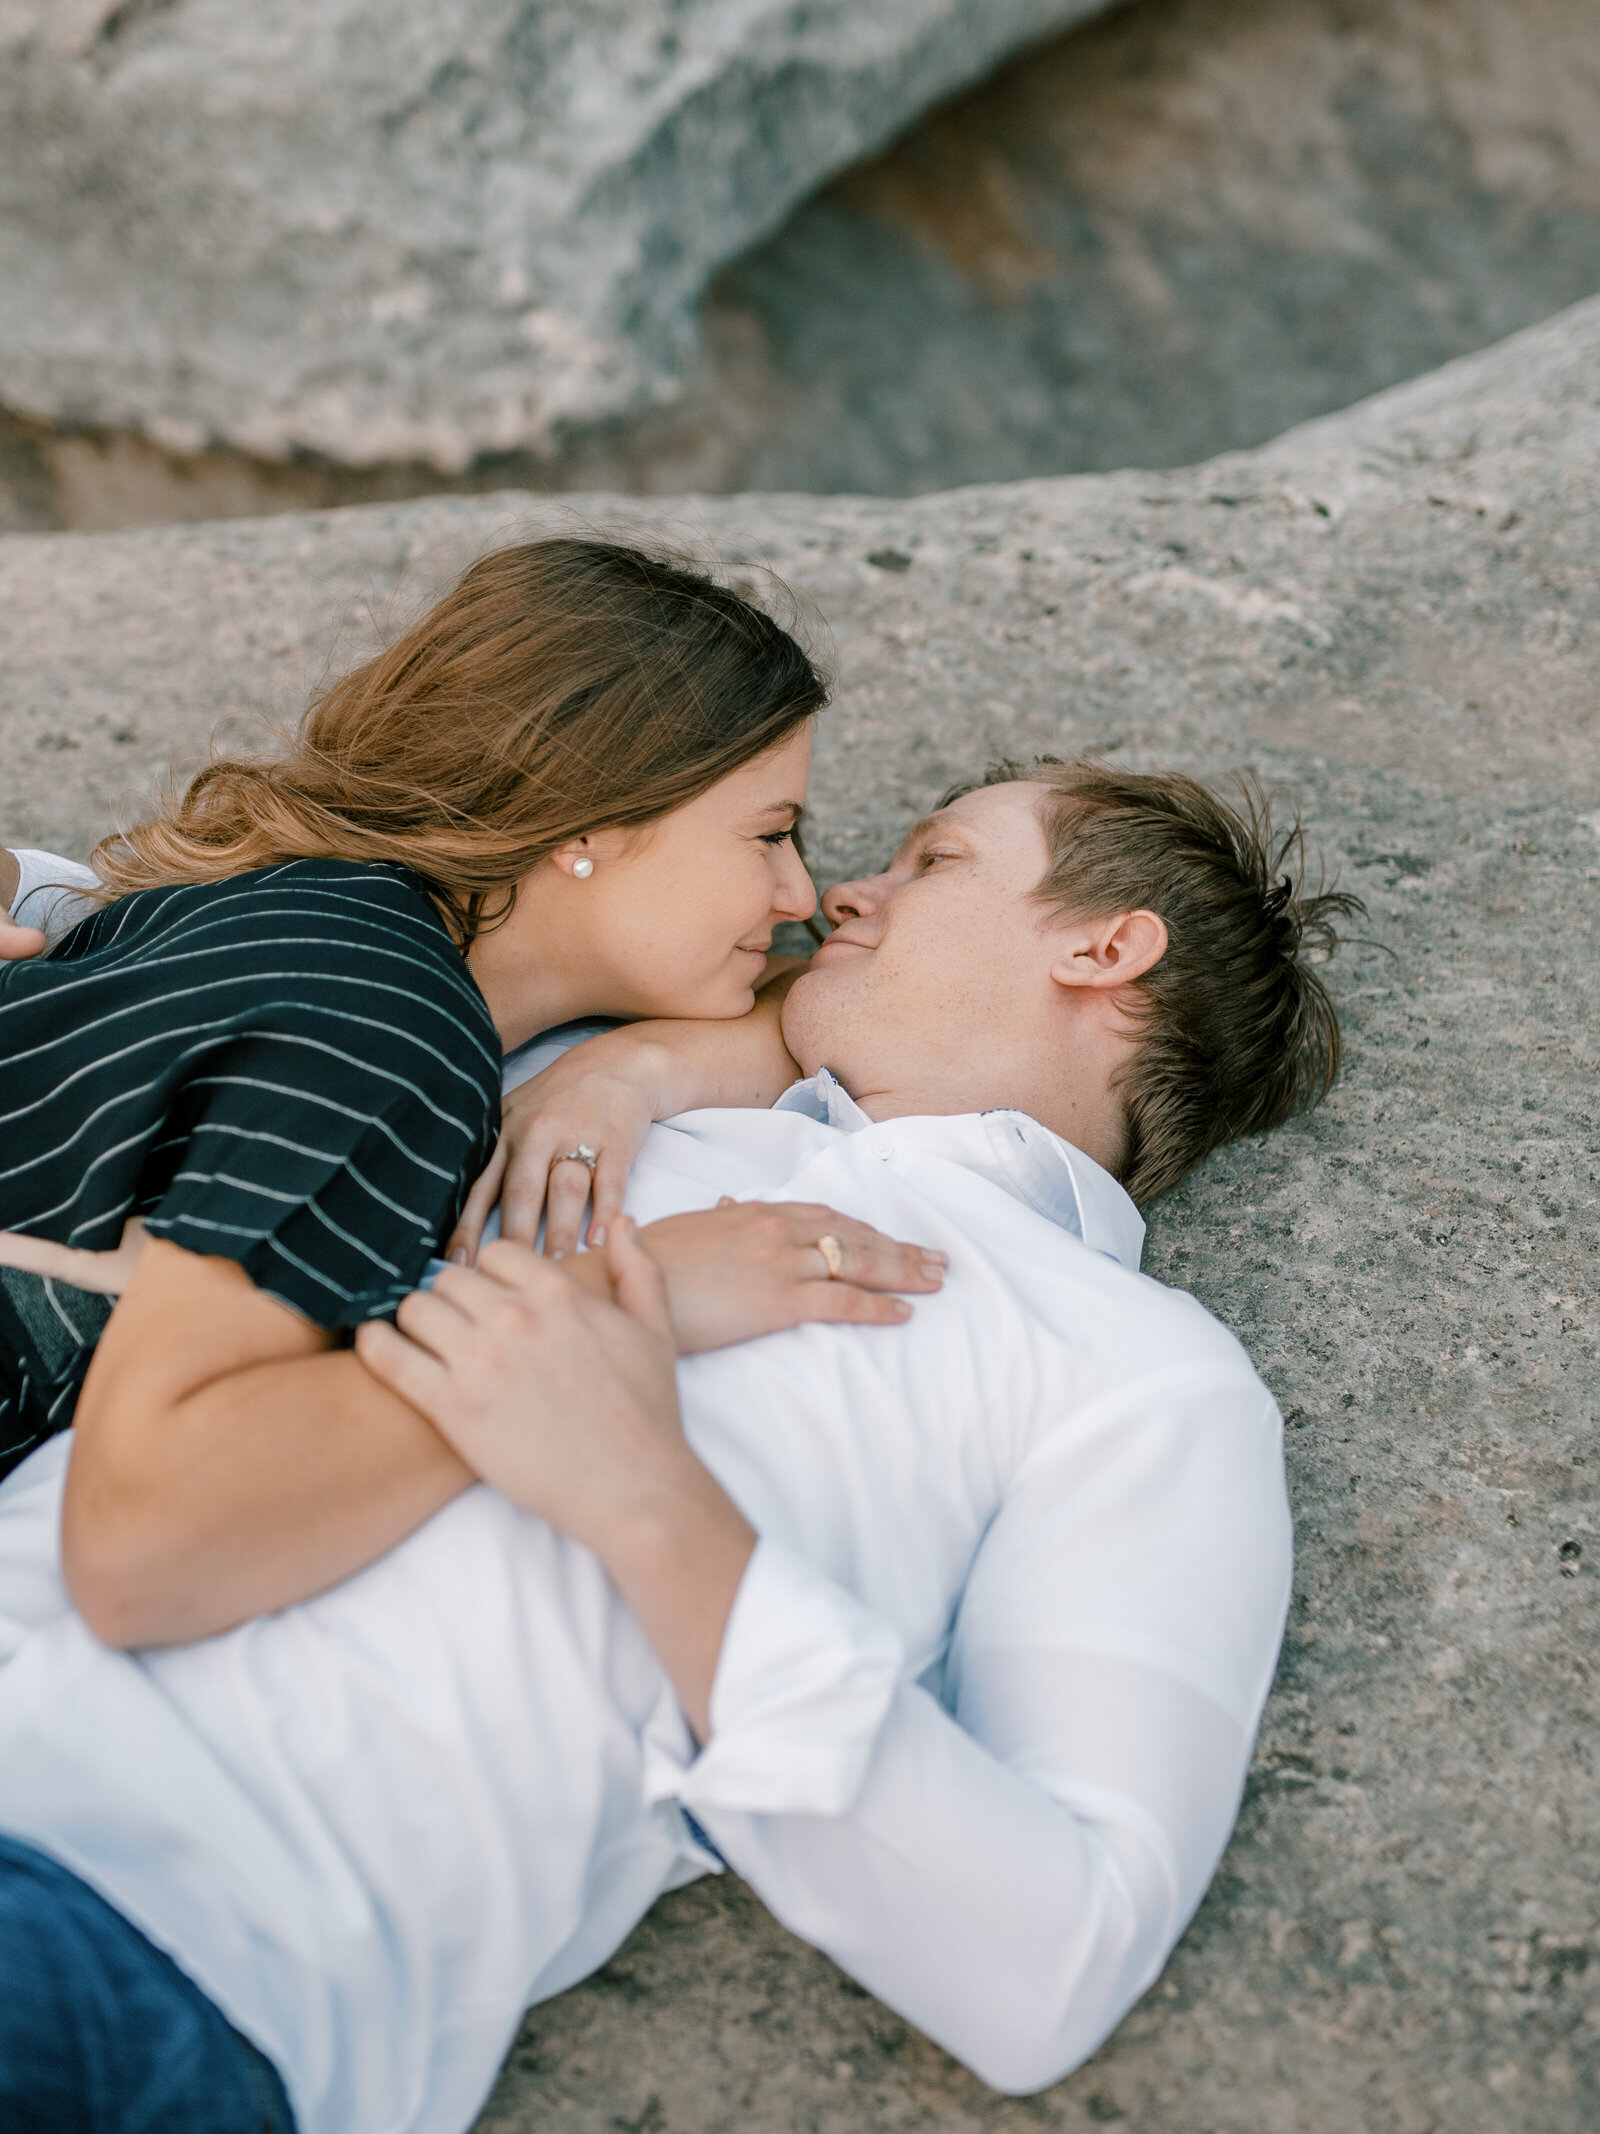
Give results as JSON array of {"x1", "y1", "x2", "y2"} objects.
[{"x1": 0, "y1": 861, "x2": 501, "y2": 1481}]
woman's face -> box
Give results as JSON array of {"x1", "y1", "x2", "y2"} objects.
[{"x1": 475, "y1": 724, "x2": 818, "y2": 1046}]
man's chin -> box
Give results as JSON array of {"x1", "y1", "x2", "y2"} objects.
[{"x1": 779, "y1": 961, "x2": 858, "y2": 1080}]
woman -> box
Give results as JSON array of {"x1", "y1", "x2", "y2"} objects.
[{"x1": 0, "y1": 537, "x2": 940, "y2": 1650}]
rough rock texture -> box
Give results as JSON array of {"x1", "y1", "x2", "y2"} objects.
[
  {"x1": 0, "y1": 0, "x2": 1111, "y2": 478},
  {"x1": 704, "y1": 0, "x2": 1600, "y2": 493},
  {"x1": 7, "y1": 0, "x2": 1600, "y2": 534},
  {"x1": 3, "y1": 298, "x2": 1598, "y2": 2130}
]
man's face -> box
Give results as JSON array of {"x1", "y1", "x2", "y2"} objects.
[{"x1": 782, "y1": 781, "x2": 1060, "y2": 1107}]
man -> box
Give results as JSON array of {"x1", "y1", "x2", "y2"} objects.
[{"x1": 0, "y1": 763, "x2": 1352, "y2": 2134}]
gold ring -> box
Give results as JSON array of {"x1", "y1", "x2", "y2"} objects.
[
  {"x1": 816, "y1": 1233, "x2": 845, "y2": 1281},
  {"x1": 558, "y1": 1144, "x2": 599, "y2": 1173}
]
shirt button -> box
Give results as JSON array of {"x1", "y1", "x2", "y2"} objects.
[{"x1": 870, "y1": 1136, "x2": 893, "y2": 1160}]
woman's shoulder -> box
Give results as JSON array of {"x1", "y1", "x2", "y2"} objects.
[
  {"x1": 205, "y1": 859, "x2": 468, "y2": 953},
  {"x1": 68, "y1": 860, "x2": 458, "y2": 968},
  {"x1": 58, "y1": 861, "x2": 498, "y2": 1074}
]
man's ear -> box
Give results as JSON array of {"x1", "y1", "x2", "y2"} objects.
[{"x1": 1049, "y1": 909, "x2": 1168, "y2": 992}]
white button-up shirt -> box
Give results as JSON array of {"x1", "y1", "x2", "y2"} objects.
[{"x1": 0, "y1": 1055, "x2": 1292, "y2": 2134}]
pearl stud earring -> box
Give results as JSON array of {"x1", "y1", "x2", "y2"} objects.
[{"x1": 572, "y1": 857, "x2": 594, "y2": 879}]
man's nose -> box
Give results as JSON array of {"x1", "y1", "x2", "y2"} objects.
[
  {"x1": 772, "y1": 843, "x2": 818, "y2": 923},
  {"x1": 821, "y1": 874, "x2": 883, "y2": 927}
]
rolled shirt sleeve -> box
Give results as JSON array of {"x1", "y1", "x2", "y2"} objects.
[
  {"x1": 7, "y1": 851, "x2": 102, "y2": 944},
  {"x1": 651, "y1": 1374, "x2": 1292, "y2": 2094},
  {"x1": 643, "y1": 1539, "x2": 904, "y2": 1820}
]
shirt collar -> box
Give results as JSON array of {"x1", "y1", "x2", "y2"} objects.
[{"x1": 774, "y1": 1070, "x2": 1145, "y2": 1271}]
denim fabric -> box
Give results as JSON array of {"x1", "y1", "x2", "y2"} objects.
[{"x1": 0, "y1": 1831, "x2": 295, "y2": 2134}]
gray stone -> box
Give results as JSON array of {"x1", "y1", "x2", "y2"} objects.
[
  {"x1": 0, "y1": 0, "x2": 1113, "y2": 478},
  {"x1": 702, "y1": 0, "x2": 1600, "y2": 494},
  {"x1": 8, "y1": 0, "x2": 1600, "y2": 538},
  {"x1": 2, "y1": 296, "x2": 1598, "y2": 2128}
]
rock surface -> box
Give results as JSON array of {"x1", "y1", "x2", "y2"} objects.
[
  {"x1": 7, "y1": 0, "x2": 1600, "y2": 534},
  {"x1": 703, "y1": 0, "x2": 1600, "y2": 493},
  {"x1": 0, "y1": 0, "x2": 1111, "y2": 477},
  {"x1": 3, "y1": 298, "x2": 1598, "y2": 2129}
]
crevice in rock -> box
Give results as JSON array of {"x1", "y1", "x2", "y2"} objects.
[{"x1": 4, "y1": 0, "x2": 1598, "y2": 533}]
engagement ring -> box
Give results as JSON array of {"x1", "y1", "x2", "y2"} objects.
[{"x1": 558, "y1": 1144, "x2": 599, "y2": 1173}]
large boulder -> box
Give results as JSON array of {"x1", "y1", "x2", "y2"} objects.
[
  {"x1": 705, "y1": 0, "x2": 1600, "y2": 494},
  {"x1": 3, "y1": 297, "x2": 1598, "y2": 2129},
  {"x1": 8, "y1": 0, "x2": 1600, "y2": 536},
  {"x1": 0, "y1": 0, "x2": 1113, "y2": 475}
]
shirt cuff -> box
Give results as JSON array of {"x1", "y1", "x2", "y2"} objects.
[
  {"x1": 642, "y1": 1537, "x2": 904, "y2": 1821},
  {"x1": 9, "y1": 850, "x2": 101, "y2": 944}
]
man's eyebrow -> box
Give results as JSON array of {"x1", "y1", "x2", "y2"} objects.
[{"x1": 894, "y1": 809, "x2": 962, "y2": 852}]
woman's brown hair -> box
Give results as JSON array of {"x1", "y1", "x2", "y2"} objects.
[{"x1": 94, "y1": 538, "x2": 828, "y2": 943}]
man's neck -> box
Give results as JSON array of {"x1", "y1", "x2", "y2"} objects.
[{"x1": 840, "y1": 1077, "x2": 1127, "y2": 1178}]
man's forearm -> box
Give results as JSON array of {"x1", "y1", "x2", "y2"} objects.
[{"x1": 0, "y1": 848, "x2": 19, "y2": 910}]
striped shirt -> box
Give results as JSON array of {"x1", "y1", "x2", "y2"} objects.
[{"x1": 0, "y1": 861, "x2": 501, "y2": 1481}]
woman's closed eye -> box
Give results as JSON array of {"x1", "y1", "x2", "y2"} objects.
[{"x1": 758, "y1": 828, "x2": 795, "y2": 847}]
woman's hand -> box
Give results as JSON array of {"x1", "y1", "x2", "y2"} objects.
[
  {"x1": 358, "y1": 1223, "x2": 756, "y2": 1737},
  {"x1": 635, "y1": 1200, "x2": 945, "y2": 1355},
  {"x1": 446, "y1": 979, "x2": 805, "y2": 1267},
  {"x1": 450, "y1": 1049, "x2": 663, "y2": 1266}
]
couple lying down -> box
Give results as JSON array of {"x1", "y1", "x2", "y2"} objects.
[{"x1": 0, "y1": 539, "x2": 1356, "y2": 2134}]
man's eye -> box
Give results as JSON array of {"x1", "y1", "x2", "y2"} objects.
[{"x1": 919, "y1": 849, "x2": 958, "y2": 868}]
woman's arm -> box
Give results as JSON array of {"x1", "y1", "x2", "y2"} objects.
[
  {"x1": 358, "y1": 1221, "x2": 750, "y2": 1739},
  {"x1": 449, "y1": 968, "x2": 806, "y2": 1261},
  {"x1": 61, "y1": 1206, "x2": 938, "y2": 1648},
  {"x1": 64, "y1": 1237, "x2": 474, "y2": 1648}
]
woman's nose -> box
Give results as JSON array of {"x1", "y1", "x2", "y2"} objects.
[{"x1": 773, "y1": 844, "x2": 818, "y2": 923}]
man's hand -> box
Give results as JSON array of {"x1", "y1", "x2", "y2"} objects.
[
  {"x1": 359, "y1": 1224, "x2": 686, "y2": 1548},
  {"x1": 0, "y1": 850, "x2": 47, "y2": 962},
  {"x1": 636, "y1": 1199, "x2": 944, "y2": 1353}
]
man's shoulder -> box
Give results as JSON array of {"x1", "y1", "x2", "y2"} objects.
[
  {"x1": 1110, "y1": 1261, "x2": 1264, "y2": 1384},
  {"x1": 980, "y1": 1212, "x2": 1268, "y2": 1407}
]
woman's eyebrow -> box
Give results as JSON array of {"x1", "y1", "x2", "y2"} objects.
[{"x1": 753, "y1": 799, "x2": 805, "y2": 821}]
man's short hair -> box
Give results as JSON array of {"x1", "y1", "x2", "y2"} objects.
[{"x1": 948, "y1": 759, "x2": 1363, "y2": 1205}]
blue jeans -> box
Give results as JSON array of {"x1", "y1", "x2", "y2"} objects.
[{"x1": 0, "y1": 1832, "x2": 295, "y2": 2133}]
